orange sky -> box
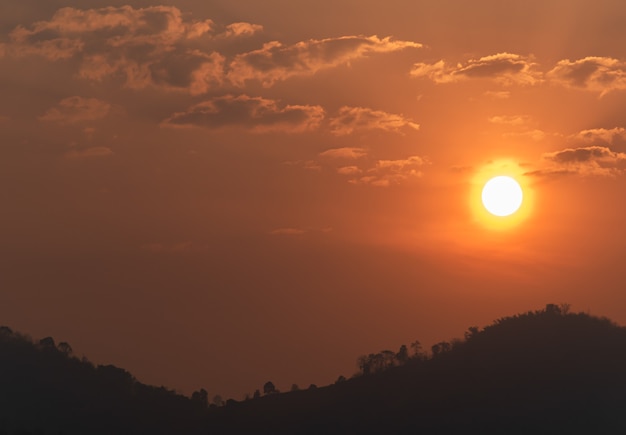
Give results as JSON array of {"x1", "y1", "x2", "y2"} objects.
[{"x1": 2, "y1": 0, "x2": 626, "y2": 399}]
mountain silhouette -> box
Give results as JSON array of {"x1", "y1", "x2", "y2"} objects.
[{"x1": 2, "y1": 304, "x2": 626, "y2": 434}]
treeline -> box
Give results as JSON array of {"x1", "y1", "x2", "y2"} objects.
[
  {"x1": 0, "y1": 327, "x2": 208, "y2": 434},
  {"x1": 354, "y1": 303, "x2": 574, "y2": 376},
  {"x1": 206, "y1": 303, "x2": 626, "y2": 434},
  {"x1": 3, "y1": 303, "x2": 626, "y2": 434}
]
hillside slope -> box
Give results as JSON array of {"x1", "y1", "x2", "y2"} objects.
[
  {"x1": 208, "y1": 305, "x2": 626, "y2": 434},
  {"x1": 2, "y1": 305, "x2": 626, "y2": 434}
]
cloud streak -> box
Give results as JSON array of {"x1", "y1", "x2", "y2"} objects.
[
  {"x1": 530, "y1": 146, "x2": 626, "y2": 177},
  {"x1": 347, "y1": 155, "x2": 428, "y2": 187},
  {"x1": 228, "y1": 35, "x2": 421, "y2": 87},
  {"x1": 64, "y1": 146, "x2": 113, "y2": 159},
  {"x1": 411, "y1": 53, "x2": 540, "y2": 85},
  {"x1": 570, "y1": 127, "x2": 626, "y2": 146},
  {"x1": 162, "y1": 94, "x2": 325, "y2": 133},
  {"x1": 329, "y1": 107, "x2": 419, "y2": 135},
  {"x1": 40, "y1": 96, "x2": 111, "y2": 124},
  {"x1": 319, "y1": 147, "x2": 367, "y2": 159}
]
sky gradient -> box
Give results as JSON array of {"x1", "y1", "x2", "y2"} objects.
[{"x1": 2, "y1": 0, "x2": 626, "y2": 399}]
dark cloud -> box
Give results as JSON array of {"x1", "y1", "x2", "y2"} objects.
[
  {"x1": 570, "y1": 127, "x2": 626, "y2": 147},
  {"x1": 535, "y1": 146, "x2": 626, "y2": 177},
  {"x1": 162, "y1": 94, "x2": 325, "y2": 133},
  {"x1": 547, "y1": 57, "x2": 626, "y2": 95},
  {"x1": 545, "y1": 146, "x2": 621, "y2": 164},
  {"x1": 0, "y1": 5, "x2": 261, "y2": 94}
]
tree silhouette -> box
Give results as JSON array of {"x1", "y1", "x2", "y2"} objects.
[
  {"x1": 410, "y1": 340, "x2": 423, "y2": 359},
  {"x1": 191, "y1": 389, "x2": 208, "y2": 408},
  {"x1": 38, "y1": 336, "x2": 55, "y2": 348},
  {"x1": 464, "y1": 326, "x2": 480, "y2": 341},
  {"x1": 431, "y1": 341, "x2": 450, "y2": 357},
  {"x1": 357, "y1": 355, "x2": 371, "y2": 375},
  {"x1": 57, "y1": 341, "x2": 73, "y2": 355},
  {"x1": 263, "y1": 381, "x2": 277, "y2": 395},
  {"x1": 396, "y1": 344, "x2": 409, "y2": 364}
]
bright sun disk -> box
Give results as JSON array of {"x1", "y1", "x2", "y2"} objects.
[{"x1": 481, "y1": 176, "x2": 523, "y2": 217}]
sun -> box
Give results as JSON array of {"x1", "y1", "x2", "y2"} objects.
[
  {"x1": 481, "y1": 176, "x2": 523, "y2": 217},
  {"x1": 469, "y1": 159, "x2": 534, "y2": 230}
]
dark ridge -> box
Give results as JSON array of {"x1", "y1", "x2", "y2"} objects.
[
  {"x1": 0, "y1": 328, "x2": 208, "y2": 435},
  {"x1": 2, "y1": 304, "x2": 626, "y2": 434}
]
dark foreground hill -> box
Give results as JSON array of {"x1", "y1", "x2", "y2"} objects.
[{"x1": 2, "y1": 305, "x2": 626, "y2": 434}]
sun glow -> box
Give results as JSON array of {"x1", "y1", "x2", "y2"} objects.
[{"x1": 470, "y1": 160, "x2": 533, "y2": 230}]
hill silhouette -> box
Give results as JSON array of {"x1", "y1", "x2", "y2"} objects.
[{"x1": 2, "y1": 304, "x2": 626, "y2": 434}]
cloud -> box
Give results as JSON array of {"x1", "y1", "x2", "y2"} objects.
[
  {"x1": 488, "y1": 115, "x2": 529, "y2": 126},
  {"x1": 40, "y1": 96, "x2": 111, "y2": 124},
  {"x1": 411, "y1": 53, "x2": 540, "y2": 85},
  {"x1": 222, "y1": 22, "x2": 263, "y2": 38},
  {"x1": 227, "y1": 35, "x2": 421, "y2": 87},
  {"x1": 531, "y1": 146, "x2": 626, "y2": 177},
  {"x1": 3, "y1": 6, "x2": 241, "y2": 94},
  {"x1": 547, "y1": 57, "x2": 626, "y2": 96},
  {"x1": 162, "y1": 94, "x2": 325, "y2": 133},
  {"x1": 64, "y1": 146, "x2": 113, "y2": 159},
  {"x1": 329, "y1": 106, "x2": 419, "y2": 135},
  {"x1": 336, "y1": 166, "x2": 362, "y2": 175},
  {"x1": 349, "y1": 155, "x2": 428, "y2": 186},
  {"x1": 375, "y1": 155, "x2": 427, "y2": 170},
  {"x1": 570, "y1": 127, "x2": 626, "y2": 146},
  {"x1": 319, "y1": 147, "x2": 367, "y2": 159},
  {"x1": 545, "y1": 146, "x2": 625, "y2": 164}
]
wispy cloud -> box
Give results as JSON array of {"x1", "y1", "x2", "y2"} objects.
[
  {"x1": 488, "y1": 115, "x2": 530, "y2": 126},
  {"x1": 347, "y1": 155, "x2": 428, "y2": 187},
  {"x1": 162, "y1": 94, "x2": 325, "y2": 132},
  {"x1": 319, "y1": 147, "x2": 367, "y2": 159},
  {"x1": 329, "y1": 107, "x2": 419, "y2": 135},
  {"x1": 222, "y1": 22, "x2": 263, "y2": 38},
  {"x1": 40, "y1": 96, "x2": 111, "y2": 124},
  {"x1": 64, "y1": 146, "x2": 113, "y2": 159},
  {"x1": 228, "y1": 35, "x2": 421, "y2": 87},
  {"x1": 411, "y1": 53, "x2": 541, "y2": 85},
  {"x1": 336, "y1": 166, "x2": 362, "y2": 175}
]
